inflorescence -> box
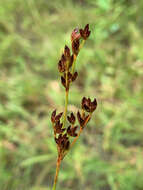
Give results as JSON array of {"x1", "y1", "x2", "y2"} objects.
[{"x1": 51, "y1": 24, "x2": 97, "y2": 190}]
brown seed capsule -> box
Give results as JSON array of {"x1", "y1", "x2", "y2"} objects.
[
  {"x1": 58, "y1": 60, "x2": 66, "y2": 73},
  {"x1": 71, "y1": 28, "x2": 81, "y2": 42},
  {"x1": 67, "y1": 125, "x2": 78, "y2": 137},
  {"x1": 55, "y1": 134, "x2": 70, "y2": 151},
  {"x1": 82, "y1": 97, "x2": 91, "y2": 112},
  {"x1": 55, "y1": 127, "x2": 65, "y2": 134},
  {"x1": 90, "y1": 98, "x2": 97, "y2": 112},
  {"x1": 72, "y1": 72, "x2": 78, "y2": 82},
  {"x1": 67, "y1": 112, "x2": 76, "y2": 124},
  {"x1": 51, "y1": 109, "x2": 56, "y2": 123},
  {"x1": 55, "y1": 112, "x2": 63, "y2": 122},
  {"x1": 61, "y1": 54, "x2": 66, "y2": 63},
  {"x1": 61, "y1": 76, "x2": 66, "y2": 88},
  {"x1": 77, "y1": 111, "x2": 90, "y2": 128},
  {"x1": 54, "y1": 121, "x2": 65, "y2": 134},
  {"x1": 51, "y1": 110, "x2": 63, "y2": 123},
  {"x1": 79, "y1": 24, "x2": 91, "y2": 40},
  {"x1": 72, "y1": 39, "x2": 80, "y2": 55},
  {"x1": 69, "y1": 54, "x2": 74, "y2": 68},
  {"x1": 77, "y1": 111, "x2": 85, "y2": 127},
  {"x1": 64, "y1": 45, "x2": 70, "y2": 59},
  {"x1": 82, "y1": 97, "x2": 97, "y2": 112},
  {"x1": 67, "y1": 72, "x2": 73, "y2": 82}
]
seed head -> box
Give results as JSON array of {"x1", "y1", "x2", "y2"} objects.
[
  {"x1": 54, "y1": 121, "x2": 65, "y2": 134},
  {"x1": 67, "y1": 125, "x2": 78, "y2": 137},
  {"x1": 82, "y1": 97, "x2": 97, "y2": 113},
  {"x1": 77, "y1": 111, "x2": 90, "y2": 128},
  {"x1": 72, "y1": 72, "x2": 78, "y2": 82},
  {"x1": 64, "y1": 45, "x2": 71, "y2": 59},
  {"x1": 71, "y1": 28, "x2": 81, "y2": 42},
  {"x1": 79, "y1": 24, "x2": 91, "y2": 40},
  {"x1": 72, "y1": 39, "x2": 80, "y2": 55},
  {"x1": 67, "y1": 112, "x2": 76, "y2": 124},
  {"x1": 51, "y1": 110, "x2": 63, "y2": 123},
  {"x1": 55, "y1": 134, "x2": 70, "y2": 152},
  {"x1": 58, "y1": 60, "x2": 66, "y2": 73},
  {"x1": 77, "y1": 111, "x2": 85, "y2": 127}
]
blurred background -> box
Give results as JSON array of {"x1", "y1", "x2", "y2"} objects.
[{"x1": 0, "y1": 0, "x2": 143, "y2": 190}]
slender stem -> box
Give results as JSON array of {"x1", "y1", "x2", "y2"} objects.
[
  {"x1": 79, "y1": 39, "x2": 85, "y2": 51},
  {"x1": 63, "y1": 90, "x2": 69, "y2": 128},
  {"x1": 81, "y1": 39, "x2": 85, "y2": 47},
  {"x1": 63, "y1": 56, "x2": 70, "y2": 128},
  {"x1": 71, "y1": 54, "x2": 77, "y2": 74},
  {"x1": 52, "y1": 156, "x2": 62, "y2": 190},
  {"x1": 71, "y1": 40, "x2": 85, "y2": 74},
  {"x1": 70, "y1": 127, "x2": 83, "y2": 148}
]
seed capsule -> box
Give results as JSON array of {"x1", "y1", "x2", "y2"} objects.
[
  {"x1": 82, "y1": 97, "x2": 97, "y2": 112},
  {"x1": 67, "y1": 112, "x2": 76, "y2": 124},
  {"x1": 72, "y1": 39, "x2": 80, "y2": 55},
  {"x1": 79, "y1": 24, "x2": 91, "y2": 40},
  {"x1": 71, "y1": 28, "x2": 81, "y2": 42},
  {"x1": 67, "y1": 125, "x2": 78, "y2": 137}
]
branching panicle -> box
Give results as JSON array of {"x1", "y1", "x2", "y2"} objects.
[{"x1": 51, "y1": 24, "x2": 97, "y2": 190}]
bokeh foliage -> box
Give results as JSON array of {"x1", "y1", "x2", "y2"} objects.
[{"x1": 0, "y1": 0, "x2": 143, "y2": 189}]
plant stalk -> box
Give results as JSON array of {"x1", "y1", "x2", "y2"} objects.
[
  {"x1": 52, "y1": 156, "x2": 62, "y2": 190},
  {"x1": 63, "y1": 90, "x2": 69, "y2": 128},
  {"x1": 71, "y1": 39, "x2": 85, "y2": 74},
  {"x1": 71, "y1": 54, "x2": 77, "y2": 74}
]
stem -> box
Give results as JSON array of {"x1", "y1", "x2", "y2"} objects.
[
  {"x1": 70, "y1": 127, "x2": 83, "y2": 148},
  {"x1": 63, "y1": 90, "x2": 69, "y2": 128},
  {"x1": 71, "y1": 40, "x2": 85, "y2": 74},
  {"x1": 52, "y1": 156, "x2": 62, "y2": 190},
  {"x1": 71, "y1": 54, "x2": 77, "y2": 74},
  {"x1": 63, "y1": 56, "x2": 70, "y2": 128},
  {"x1": 79, "y1": 39, "x2": 85, "y2": 51}
]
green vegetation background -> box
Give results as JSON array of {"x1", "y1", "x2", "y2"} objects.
[{"x1": 0, "y1": 0, "x2": 143, "y2": 190}]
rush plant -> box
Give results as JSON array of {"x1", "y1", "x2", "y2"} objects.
[{"x1": 51, "y1": 24, "x2": 97, "y2": 190}]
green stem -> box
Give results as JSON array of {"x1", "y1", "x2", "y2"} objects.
[
  {"x1": 71, "y1": 54, "x2": 77, "y2": 74},
  {"x1": 63, "y1": 90, "x2": 69, "y2": 128},
  {"x1": 71, "y1": 40, "x2": 85, "y2": 74},
  {"x1": 79, "y1": 39, "x2": 85, "y2": 50},
  {"x1": 52, "y1": 156, "x2": 62, "y2": 190}
]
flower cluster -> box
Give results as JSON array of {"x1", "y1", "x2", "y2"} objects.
[
  {"x1": 58, "y1": 24, "x2": 91, "y2": 91},
  {"x1": 79, "y1": 24, "x2": 91, "y2": 40},
  {"x1": 51, "y1": 109, "x2": 78, "y2": 158},
  {"x1": 82, "y1": 97, "x2": 97, "y2": 113},
  {"x1": 77, "y1": 97, "x2": 97, "y2": 129},
  {"x1": 58, "y1": 45, "x2": 78, "y2": 91},
  {"x1": 51, "y1": 24, "x2": 97, "y2": 160}
]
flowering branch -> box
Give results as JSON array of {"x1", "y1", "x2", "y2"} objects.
[{"x1": 51, "y1": 24, "x2": 97, "y2": 189}]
